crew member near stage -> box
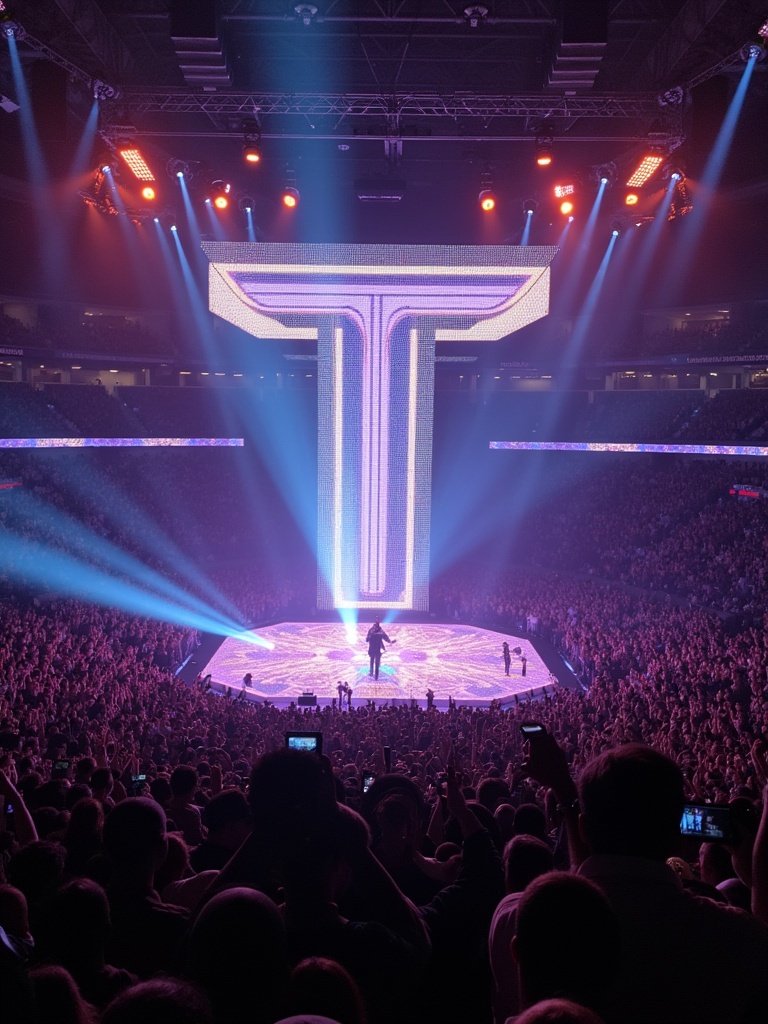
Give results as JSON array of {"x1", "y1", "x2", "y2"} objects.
[{"x1": 366, "y1": 620, "x2": 394, "y2": 680}]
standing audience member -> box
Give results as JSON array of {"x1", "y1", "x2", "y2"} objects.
[
  {"x1": 189, "y1": 789, "x2": 251, "y2": 872},
  {"x1": 101, "y1": 798, "x2": 189, "y2": 978},
  {"x1": 168, "y1": 767, "x2": 206, "y2": 847},
  {"x1": 567, "y1": 745, "x2": 768, "y2": 1024}
]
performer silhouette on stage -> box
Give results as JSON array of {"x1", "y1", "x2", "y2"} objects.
[{"x1": 366, "y1": 620, "x2": 394, "y2": 680}]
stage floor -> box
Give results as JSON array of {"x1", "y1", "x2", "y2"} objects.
[{"x1": 201, "y1": 621, "x2": 550, "y2": 705}]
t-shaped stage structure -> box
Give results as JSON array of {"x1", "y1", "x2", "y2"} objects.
[{"x1": 202, "y1": 242, "x2": 557, "y2": 611}]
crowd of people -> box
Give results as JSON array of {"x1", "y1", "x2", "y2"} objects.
[
  {"x1": 1, "y1": 556, "x2": 768, "y2": 1022},
  {"x1": 2, "y1": 363, "x2": 768, "y2": 1021}
]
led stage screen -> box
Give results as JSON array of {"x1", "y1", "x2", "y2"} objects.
[{"x1": 203, "y1": 242, "x2": 556, "y2": 610}]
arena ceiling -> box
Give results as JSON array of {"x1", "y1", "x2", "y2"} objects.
[
  {"x1": 5, "y1": 2, "x2": 767, "y2": 146},
  {"x1": 0, "y1": 1, "x2": 766, "y2": 305}
]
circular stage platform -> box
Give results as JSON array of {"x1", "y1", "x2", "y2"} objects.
[{"x1": 199, "y1": 621, "x2": 556, "y2": 707}]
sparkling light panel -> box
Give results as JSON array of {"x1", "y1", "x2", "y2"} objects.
[
  {"x1": 490, "y1": 441, "x2": 768, "y2": 456},
  {"x1": 0, "y1": 438, "x2": 243, "y2": 448},
  {"x1": 203, "y1": 242, "x2": 556, "y2": 610}
]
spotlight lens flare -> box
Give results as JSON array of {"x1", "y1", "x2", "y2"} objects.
[
  {"x1": 479, "y1": 189, "x2": 497, "y2": 212},
  {"x1": 560, "y1": 200, "x2": 574, "y2": 215},
  {"x1": 625, "y1": 192, "x2": 640, "y2": 206},
  {"x1": 141, "y1": 185, "x2": 156, "y2": 201},
  {"x1": 213, "y1": 195, "x2": 229, "y2": 210}
]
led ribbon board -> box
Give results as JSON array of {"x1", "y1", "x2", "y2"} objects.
[{"x1": 203, "y1": 242, "x2": 556, "y2": 610}]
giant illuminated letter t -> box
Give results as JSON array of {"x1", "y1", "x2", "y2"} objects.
[{"x1": 202, "y1": 242, "x2": 556, "y2": 611}]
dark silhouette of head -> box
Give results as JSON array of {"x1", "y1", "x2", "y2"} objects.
[
  {"x1": 7, "y1": 841, "x2": 66, "y2": 912},
  {"x1": 102, "y1": 797, "x2": 167, "y2": 871},
  {"x1": 202, "y1": 788, "x2": 251, "y2": 843},
  {"x1": 290, "y1": 957, "x2": 368, "y2": 1024},
  {"x1": 102, "y1": 978, "x2": 213, "y2": 1024},
  {"x1": 514, "y1": 803, "x2": 549, "y2": 841},
  {"x1": 28, "y1": 964, "x2": 94, "y2": 1024},
  {"x1": 515, "y1": 998, "x2": 606, "y2": 1024},
  {"x1": 513, "y1": 872, "x2": 620, "y2": 1016},
  {"x1": 169, "y1": 766, "x2": 198, "y2": 800},
  {"x1": 476, "y1": 777, "x2": 511, "y2": 812},
  {"x1": 503, "y1": 834, "x2": 554, "y2": 893},
  {"x1": 186, "y1": 887, "x2": 289, "y2": 1024},
  {"x1": 578, "y1": 744, "x2": 685, "y2": 860},
  {"x1": 35, "y1": 878, "x2": 112, "y2": 969}
]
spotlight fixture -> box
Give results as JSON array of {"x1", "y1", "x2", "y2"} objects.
[
  {"x1": 609, "y1": 215, "x2": 627, "y2": 236},
  {"x1": 118, "y1": 146, "x2": 155, "y2": 182},
  {"x1": 239, "y1": 195, "x2": 255, "y2": 213},
  {"x1": 243, "y1": 142, "x2": 262, "y2": 164},
  {"x1": 553, "y1": 183, "x2": 574, "y2": 198},
  {"x1": 1, "y1": 20, "x2": 26, "y2": 41},
  {"x1": 535, "y1": 134, "x2": 553, "y2": 167},
  {"x1": 167, "y1": 158, "x2": 191, "y2": 180},
  {"x1": 594, "y1": 162, "x2": 617, "y2": 188},
  {"x1": 559, "y1": 200, "x2": 574, "y2": 216},
  {"x1": 522, "y1": 198, "x2": 537, "y2": 215},
  {"x1": 626, "y1": 152, "x2": 664, "y2": 188},
  {"x1": 624, "y1": 192, "x2": 640, "y2": 206},
  {"x1": 294, "y1": 3, "x2": 318, "y2": 26},
  {"x1": 92, "y1": 79, "x2": 118, "y2": 101},
  {"x1": 661, "y1": 163, "x2": 685, "y2": 185},
  {"x1": 740, "y1": 41, "x2": 765, "y2": 62},
  {"x1": 282, "y1": 169, "x2": 300, "y2": 208},
  {"x1": 209, "y1": 180, "x2": 231, "y2": 210},
  {"x1": 464, "y1": 5, "x2": 489, "y2": 28},
  {"x1": 759, "y1": 19, "x2": 768, "y2": 39},
  {"x1": 282, "y1": 187, "x2": 300, "y2": 209},
  {"x1": 657, "y1": 85, "x2": 685, "y2": 108},
  {"x1": 141, "y1": 185, "x2": 156, "y2": 201},
  {"x1": 479, "y1": 189, "x2": 496, "y2": 212}
]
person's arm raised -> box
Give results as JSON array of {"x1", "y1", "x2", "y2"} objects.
[
  {"x1": 0, "y1": 769, "x2": 38, "y2": 848},
  {"x1": 521, "y1": 729, "x2": 589, "y2": 868}
]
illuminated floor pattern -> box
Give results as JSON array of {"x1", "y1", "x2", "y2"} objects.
[{"x1": 202, "y1": 621, "x2": 551, "y2": 705}]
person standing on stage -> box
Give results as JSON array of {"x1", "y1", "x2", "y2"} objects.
[
  {"x1": 426, "y1": 687, "x2": 435, "y2": 709},
  {"x1": 366, "y1": 620, "x2": 393, "y2": 680},
  {"x1": 502, "y1": 642, "x2": 511, "y2": 676}
]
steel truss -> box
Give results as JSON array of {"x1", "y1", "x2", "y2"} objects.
[{"x1": 121, "y1": 89, "x2": 671, "y2": 123}]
